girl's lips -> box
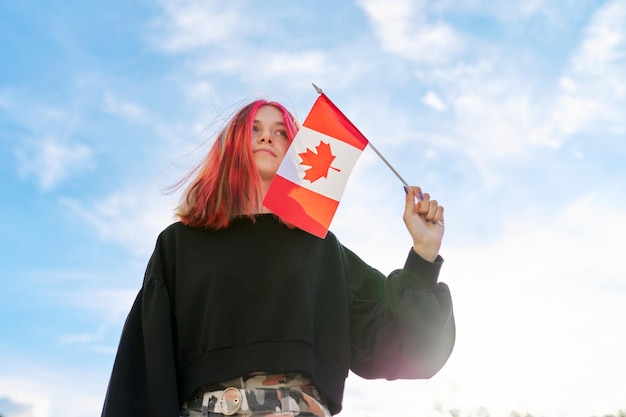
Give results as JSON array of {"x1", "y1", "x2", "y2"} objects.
[{"x1": 254, "y1": 148, "x2": 276, "y2": 157}]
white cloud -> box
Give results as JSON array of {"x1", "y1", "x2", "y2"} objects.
[
  {"x1": 549, "y1": 0, "x2": 626, "y2": 137},
  {"x1": 472, "y1": 0, "x2": 557, "y2": 23},
  {"x1": 62, "y1": 287, "x2": 139, "y2": 322},
  {"x1": 182, "y1": 80, "x2": 217, "y2": 103},
  {"x1": 150, "y1": 0, "x2": 246, "y2": 52},
  {"x1": 549, "y1": 94, "x2": 600, "y2": 137},
  {"x1": 59, "y1": 331, "x2": 103, "y2": 346},
  {"x1": 0, "y1": 376, "x2": 50, "y2": 417},
  {"x1": 433, "y1": 0, "x2": 585, "y2": 26},
  {"x1": 572, "y1": 0, "x2": 625, "y2": 75},
  {"x1": 60, "y1": 184, "x2": 177, "y2": 257},
  {"x1": 102, "y1": 92, "x2": 150, "y2": 123},
  {"x1": 16, "y1": 136, "x2": 94, "y2": 191},
  {"x1": 53, "y1": 288, "x2": 138, "y2": 355},
  {"x1": 451, "y1": 86, "x2": 541, "y2": 158},
  {"x1": 354, "y1": 2, "x2": 547, "y2": 162},
  {"x1": 422, "y1": 90, "x2": 447, "y2": 111},
  {"x1": 354, "y1": 0, "x2": 624, "y2": 167},
  {"x1": 357, "y1": 0, "x2": 465, "y2": 64},
  {"x1": 558, "y1": 75, "x2": 577, "y2": 92},
  {"x1": 1, "y1": 90, "x2": 97, "y2": 191},
  {"x1": 409, "y1": 0, "x2": 624, "y2": 167},
  {"x1": 0, "y1": 396, "x2": 36, "y2": 417},
  {"x1": 191, "y1": 49, "x2": 339, "y2": 93},
  {"x1": 0, "y1": 358, "x2": 107, "y2": 417}
]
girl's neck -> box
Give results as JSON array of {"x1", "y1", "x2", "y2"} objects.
[{"x1": 255, "y1": 179, "x2": 273, "y2": 214}]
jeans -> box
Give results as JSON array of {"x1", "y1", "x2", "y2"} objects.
[{"x1": 179, "y1": 373, "x2": 331, "y2": 417}]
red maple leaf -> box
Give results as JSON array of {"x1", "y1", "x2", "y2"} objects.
[{"x1": 298, "y1": 141, "x2": 341, "y2": 182}]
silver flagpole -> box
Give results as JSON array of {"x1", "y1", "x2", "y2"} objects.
[
  {"x1": 311, "y1": 83, "x2": 410, "y2": 189},
  {"x1": 311, "y1": 83, "x2": 444, "y2": 228}
]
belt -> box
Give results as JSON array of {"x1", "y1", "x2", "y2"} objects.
[{"x1": 182, "y1": 386, "x2": 326, "y2": 416}]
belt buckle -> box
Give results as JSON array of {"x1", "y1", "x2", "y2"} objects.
[{"x1": 218, "y1": 387, "x2": 243, "y2": 415}]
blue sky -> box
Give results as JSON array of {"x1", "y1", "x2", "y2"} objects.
[{"x1": 1, "y1": 1, "x2": 625, "y2": 416}]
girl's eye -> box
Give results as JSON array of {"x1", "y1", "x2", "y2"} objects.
[
  {"x1": 273, "y1": 130, "x2": 287, "y2": 137},
  {"x1": 252, "y1": 126, "x2": 260, "y2": 133}
]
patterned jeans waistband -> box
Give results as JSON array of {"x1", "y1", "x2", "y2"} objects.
[{"x1": 180, "y1": 374, "x2": 331, "y2": 417}]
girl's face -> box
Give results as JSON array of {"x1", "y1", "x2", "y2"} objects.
[{"x1": 251, "y1": 105, "x2": 291, "y2": 182}]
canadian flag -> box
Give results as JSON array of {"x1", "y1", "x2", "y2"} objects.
[{"x1": 263, "y1": 93, "x2": 368, "y2": 238}]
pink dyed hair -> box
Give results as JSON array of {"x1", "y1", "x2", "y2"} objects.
[{"x1": 176, "y1": 100, "x2": 298, "y2": 229}]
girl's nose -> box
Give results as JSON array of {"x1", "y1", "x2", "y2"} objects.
[{"x1": 258, "y1": 130, "x2": 273, "y2": 143}]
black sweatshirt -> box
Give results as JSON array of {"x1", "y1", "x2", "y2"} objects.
[{"x1": 101, "y1": 214, "x2": 455, "y2": 416}]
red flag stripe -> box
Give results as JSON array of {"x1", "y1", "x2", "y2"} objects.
[
  {"x1": 302, "y1": 94, "x2": 369, "y2": 151},
  {"x1": 263, "y1": 175, "x2": 339, "y2": 239}
]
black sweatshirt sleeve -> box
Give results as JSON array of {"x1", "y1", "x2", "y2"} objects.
[
  {"x1": 101, "y1": 240, "x2": 180, "y2": 417},
  {"x1": 348, "y1": 249, "x2": 455, "y2": 380}
]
